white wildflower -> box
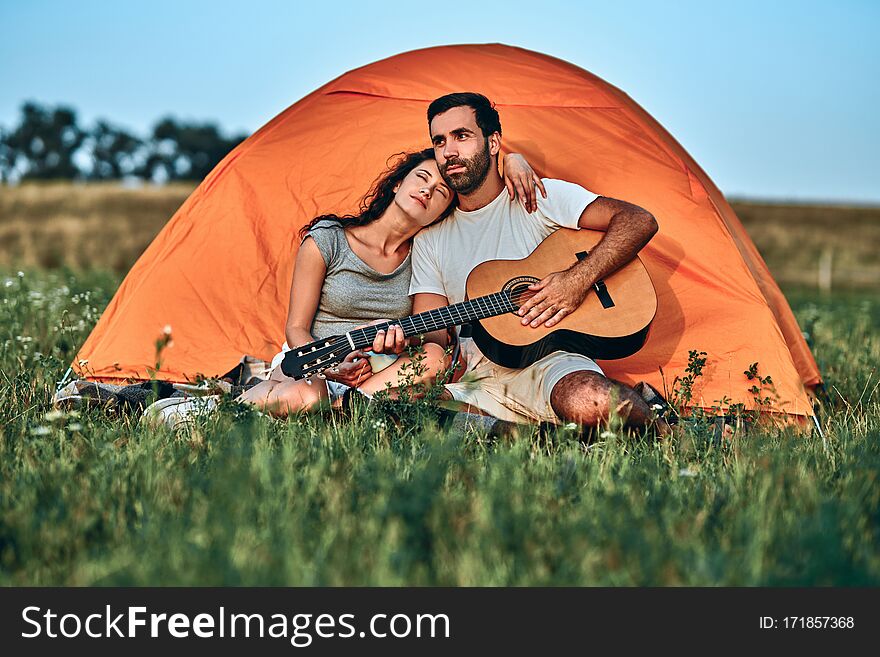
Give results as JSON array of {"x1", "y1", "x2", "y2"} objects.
[
  {"x1": 44, "y1": 409, "x2": 65, "y2": 422},
  {"x1": 67, "y1": 423, "x2": 82, "y2": 432},
  {"x1": 678, "y1": 467, "x2": 698, "y2": 478},
  {"x1": 599, "y1": 430, "x2": 616, "y2": 440},
  {"x1": 163, "y1": 324, "x2": 173, "y2": 336},
  {"x1": 17, "y1": 271, "x2": 24, "y2": 278},
  {"x1": 30, "y1": 426, "x2": 51, "y2": 436}
]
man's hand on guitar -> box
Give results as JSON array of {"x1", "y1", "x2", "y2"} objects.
[
  {"x1": 517, "y1": 269, "x2": 589, "y2": 328},
  {"x1": 325, "y1": 350, "x2": 372, "y2": 387}
]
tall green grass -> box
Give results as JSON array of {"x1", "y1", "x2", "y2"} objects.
[{"x1": 0, "y1": 270, "x2": 877, "y2": 585}]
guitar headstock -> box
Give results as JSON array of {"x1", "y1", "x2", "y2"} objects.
[{"x1": 280, "y1": 336, "x2": 348, "y2": 381}]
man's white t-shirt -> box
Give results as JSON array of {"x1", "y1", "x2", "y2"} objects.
[{"x1": 409, "y1": 178, "x2": 599, "y2": 304}]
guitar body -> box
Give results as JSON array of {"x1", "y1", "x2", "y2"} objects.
[{"x1": 464, "y1": 228, "x2": 657, "y2": 368}]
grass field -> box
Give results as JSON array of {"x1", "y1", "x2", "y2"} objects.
[
  {"x1": 1, "y1": 277, "x2": 878, "y2": 586},
  {"x1": 0, "y1": 185, "x2": 878, "y2": 585}
]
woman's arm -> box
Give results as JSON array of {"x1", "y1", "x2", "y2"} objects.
[
  {"x1": 287, "y1": 236, "x2": 373, "y2": 387},
  {"x1": 284, "y1": 237, "x2": 326, "y2": 348},
  {"x1": 502, "y1": 152, "x2": 547, "y2": 213}
]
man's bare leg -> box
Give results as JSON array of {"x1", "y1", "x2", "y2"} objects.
[{"x1": 550, "y1": 370, "x2": 655, "y2": 427}]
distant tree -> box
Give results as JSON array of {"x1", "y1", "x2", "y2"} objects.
[
  {"x1": 0, "y1": 103, "x2": 247, "y2": 183},
  {"x1": 138, "y1": 117, "x2": 246, "y2": 181},
  {"x1": 86, "y1": 120, "x2": 143, "y2": 180},
  {"x1": 0, "y1": 126, "x2": 14, "y2": 183},
  {"x1": 3, "y1": 102, "x2": 86, "y2": 180}
]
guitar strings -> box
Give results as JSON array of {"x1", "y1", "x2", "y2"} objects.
[{"x1": 298, "y1": 288, "x2": 531, "y2": 378}]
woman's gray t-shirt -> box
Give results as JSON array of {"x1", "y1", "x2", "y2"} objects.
[{"x1": 304, "y1": 220, "x2": 413, "y2": 339}]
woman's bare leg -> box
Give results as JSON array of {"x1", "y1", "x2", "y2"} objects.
[
  {"x1": 237, "y1": 342, "x2": 448, "y2": 413},
  {"x1": 357, "y1": 342, "x2": 449, "y2": 397},
  {"x1": 237, "y1": 365, "x2": 284, "y2": 405},
  {"x1": 237, "y1": 372, "x2": 329, "y2": 417}
]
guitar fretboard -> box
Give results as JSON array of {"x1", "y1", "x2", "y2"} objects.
[{"x1": 349, "y1": 291, "x2": 516, "y2": 349}]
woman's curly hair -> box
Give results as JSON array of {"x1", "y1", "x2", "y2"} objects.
[{"x1": 299, "y1": 148, "x2": 454, "y2": 239}]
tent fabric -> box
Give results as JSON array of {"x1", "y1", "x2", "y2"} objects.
[{"x1": 75, "y1": 43, "x2": 821, "y2": 417}]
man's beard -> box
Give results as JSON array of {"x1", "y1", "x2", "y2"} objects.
[{"x1": 440, "y1": 141, "x2": 492, "y2": 195}]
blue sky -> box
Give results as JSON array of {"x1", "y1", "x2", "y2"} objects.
[{"x1": 1, "y1": 0, "x2": 878, "y2": 202}]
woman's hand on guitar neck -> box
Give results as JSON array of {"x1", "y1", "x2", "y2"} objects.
[
  {"x1": 326, "y1": 319, "x2": 407, "y2": 386},
  {"x1": 373, "y1": 325, "x2": 408, "y2": 355},
  {"x1": 516, "y1": 269, "x2": 589, "y2": 328},
  {"x1": 366, "y1": 319, "x2": 409, "y2": 355}
]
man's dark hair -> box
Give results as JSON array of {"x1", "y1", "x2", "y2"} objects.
[{"x1": 427, "y1": 92, "x2": 502, "y2": 138}]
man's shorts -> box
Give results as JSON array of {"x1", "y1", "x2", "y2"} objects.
[{"x1": 445, "y1": 337, "x2": 604, "y2": 424}]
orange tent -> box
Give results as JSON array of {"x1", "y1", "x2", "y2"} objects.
[{"x1": 75, "y1": 44, "x2": 821, "y2": 418}]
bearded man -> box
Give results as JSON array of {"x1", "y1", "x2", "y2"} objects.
[{"x1": 403, "y1": 92, "x2": 665, "y2": 429}]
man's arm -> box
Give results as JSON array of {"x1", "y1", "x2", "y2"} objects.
[
  {"x1": 570, "y1": 196, "x2": 658, "y2": 293},
  {"x1": 516, "y1": 196, "x2": 657, "y2": 328},
  {"x1": 410, "y1": 292, "x2": 452, "y2": 348}
]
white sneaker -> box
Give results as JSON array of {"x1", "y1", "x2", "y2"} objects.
[{"x1": 141, "y1": 395, "x2": 220, "y2": 431}]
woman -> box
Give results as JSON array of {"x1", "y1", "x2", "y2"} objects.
[
  {"x1": 242, "y1": 148, "x2": 456, "y2": 415},
  {"x1": 148, "y1": 148, "x2": 540, "y2": 424}
]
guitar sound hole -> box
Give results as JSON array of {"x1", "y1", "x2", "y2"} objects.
[{"x1": 502, "y1": 276, "x2": 540, "y2": 312}]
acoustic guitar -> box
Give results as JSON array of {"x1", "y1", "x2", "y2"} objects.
[{"x1": 281, "y1": 228, "x2": 657, "y2": 381}]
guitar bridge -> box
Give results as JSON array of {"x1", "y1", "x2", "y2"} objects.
[{"x1": 576, "y1": 251, "x2": 615, "y2": 309}]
